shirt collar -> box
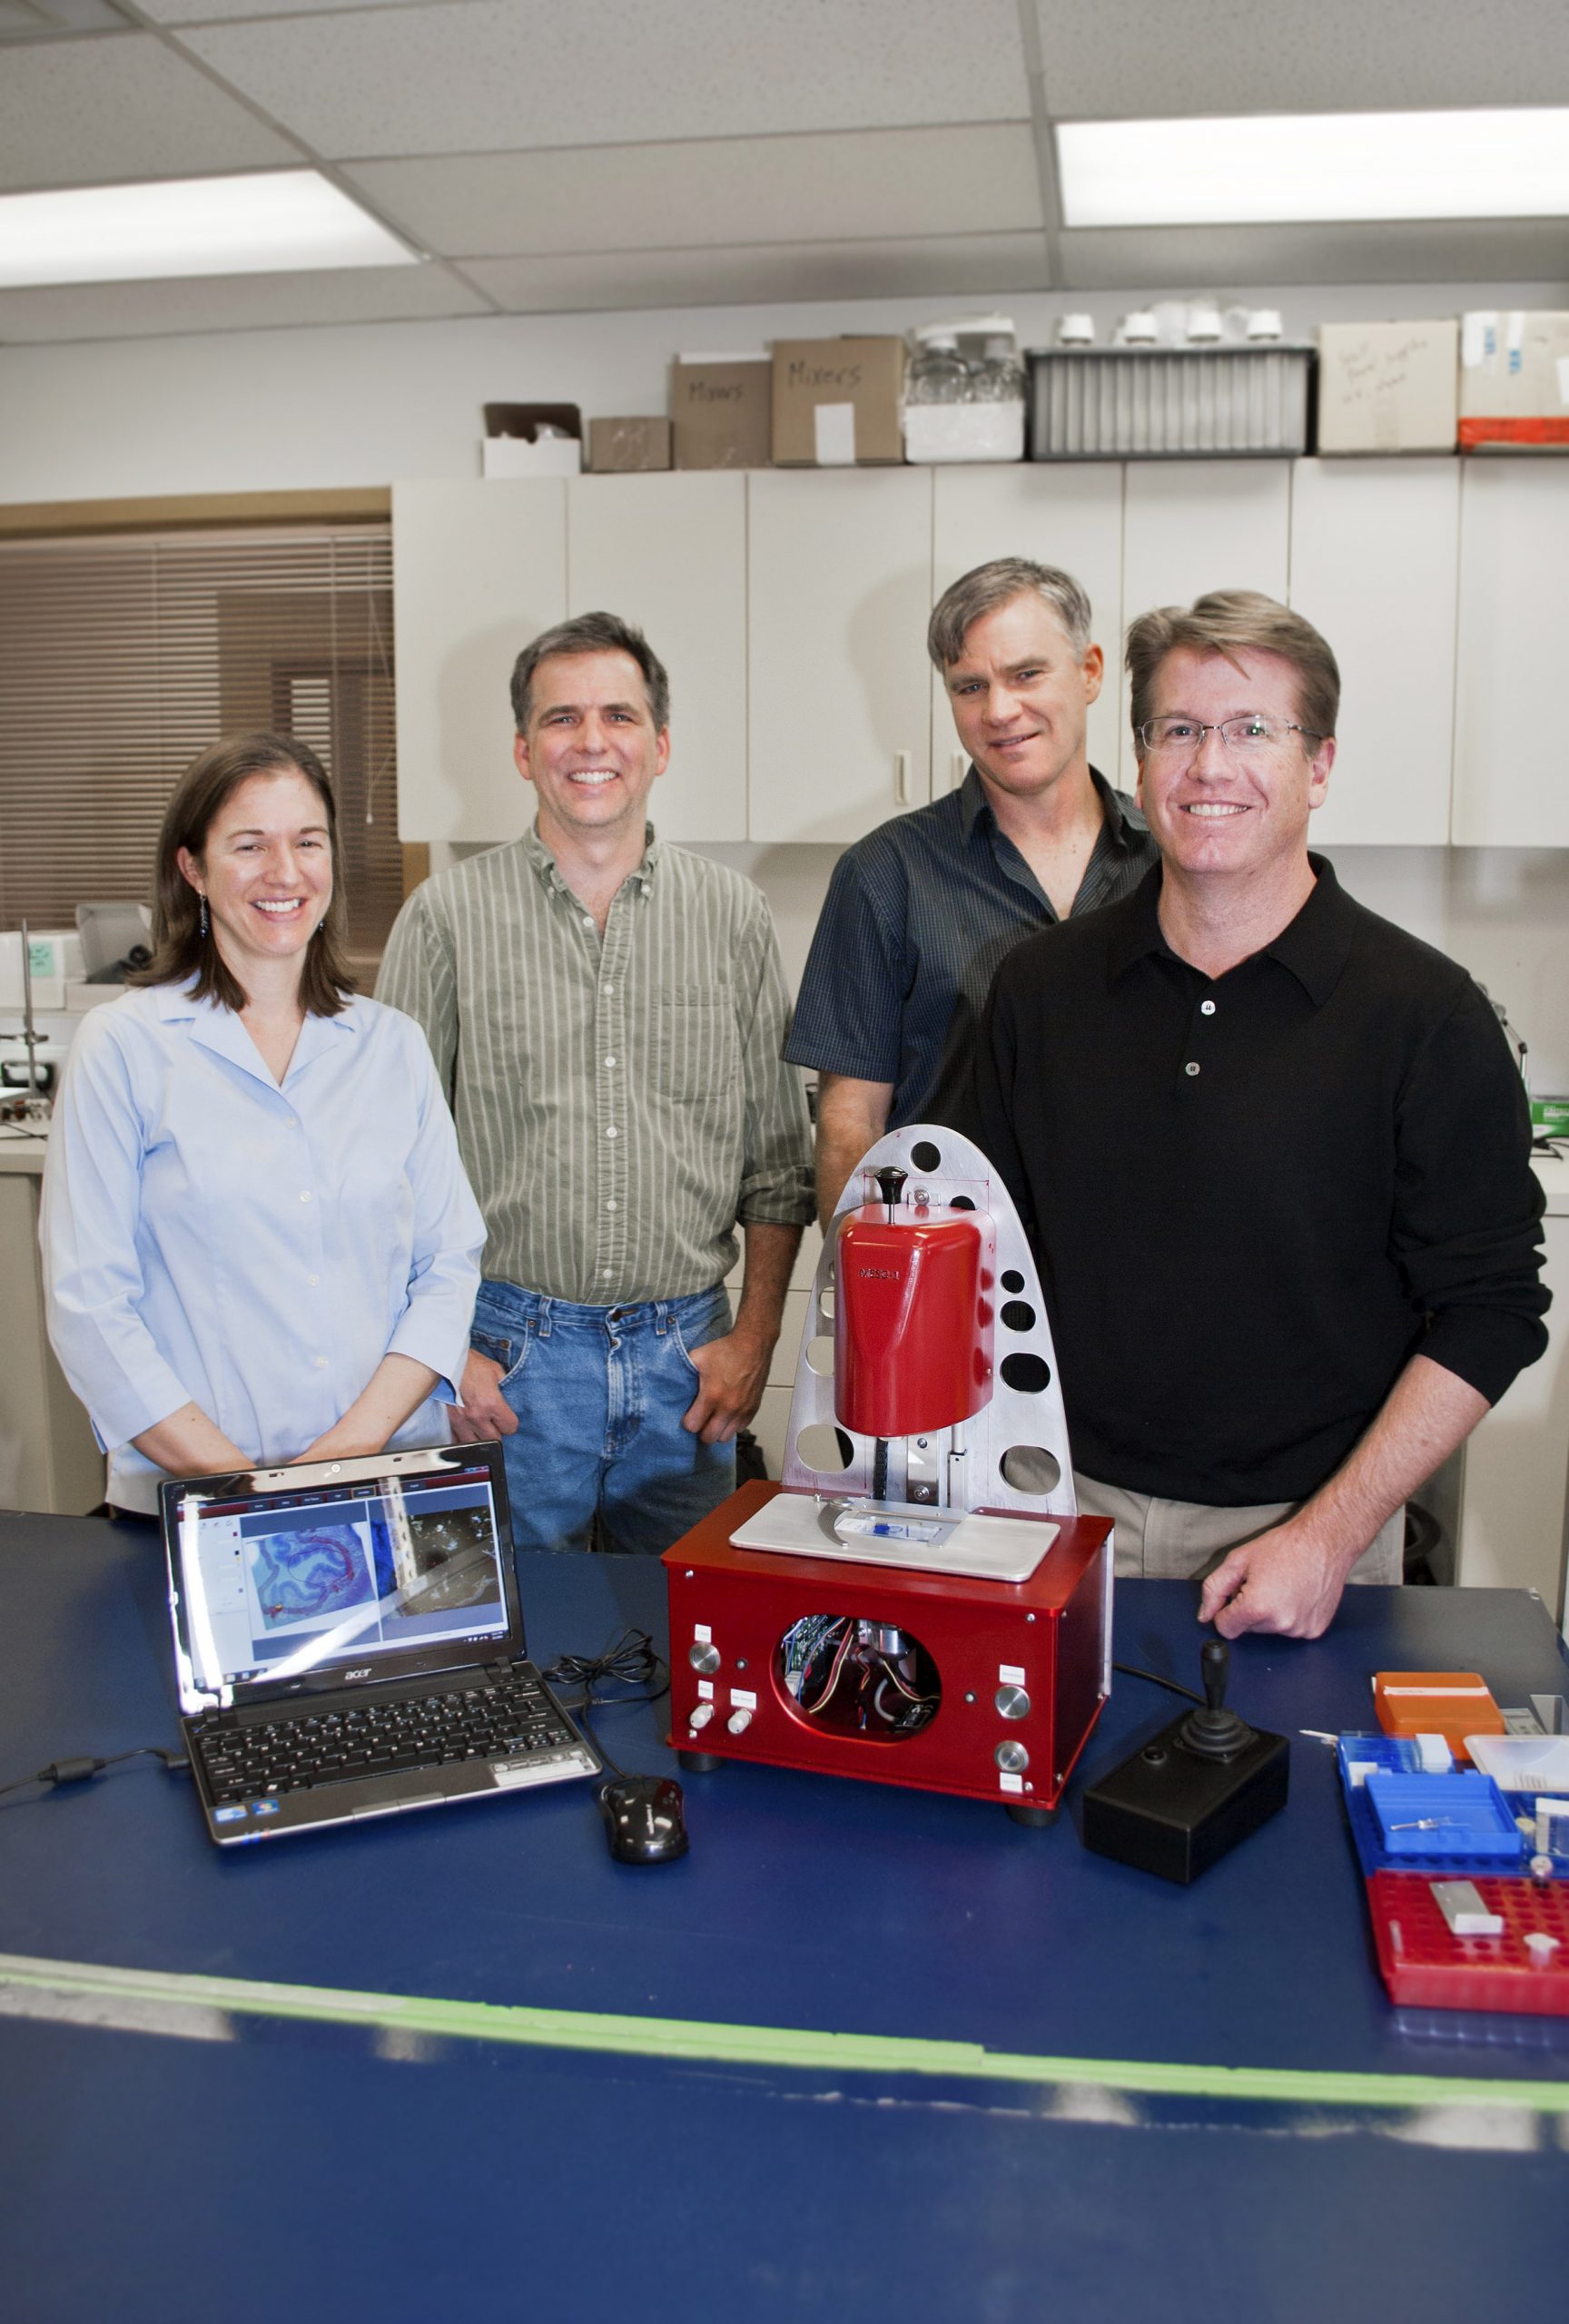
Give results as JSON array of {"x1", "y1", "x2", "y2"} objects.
[
  {"x1": 154, "y1": 980, "x2": 357, "y2": 1083},
  {"x1": 523, "y1": 821, "x2": 662, "y2": 901},
  {"x1": 1106, "y1": 854, "x2": 1353, "y2": 1004},
  {"x1": 959, "y1": 763, "x2": 1139, "y2": 849}
]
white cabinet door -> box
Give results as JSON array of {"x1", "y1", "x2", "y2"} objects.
[
  {"x1": 1118, "y1": 461, "x2": 1292, "y2": 785},
  {"x1": 1453, "y1": 463, "x2": 1569, "y2": 846},
  {"x1": 567, "y1": 472, "x2": 746, "y2": 843},
  {"x1": 1288, "y1": 459, "x2": 1458, "y2": 847},
  {"x1": 747, "y1": 468, "x2": 933, "y2": 843},
  {"x1": 930, "y1": 463, "x2": 1124, "y2": 796},
  {"x1": 393, "y1": 478, "x2": 567, "y2": 842}
]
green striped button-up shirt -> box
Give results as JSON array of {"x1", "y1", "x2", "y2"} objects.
[{"x1": 376, "y1": 826, "x2": 814, "y2": 1305}]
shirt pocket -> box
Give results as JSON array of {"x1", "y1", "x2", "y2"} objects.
[{"x1": 653, "y1": 984, "x2": 740, "y2": 1104}]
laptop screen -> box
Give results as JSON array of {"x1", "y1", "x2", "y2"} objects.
[{"x1": 163, "y1": 1444, "x2": 522, "y2": 1713}]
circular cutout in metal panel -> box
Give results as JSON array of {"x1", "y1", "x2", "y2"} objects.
[
  {"x1": 804, "y1": 1334, "x2": 835, "y2": 1375},
  {"x1": 1001, "y1": 1268, "x2": 1026, "y2": 1295},
  {"x1": 776, "y1": 1611, "x2": 940, "y2": 1741},
  {"x1": 999, "y1": 1352, "x2": 1051, "y2": 1395},
  {"x1": 1000, "y1": 1300, "x2": 1036, "y2": 1333},
  {"x1": 1000, "y1": 1444, "x2": 1061, "y2": 1496},
  {"x1": 909, "y1": 1139, "x2": 942, "y2": 1172},
  {"x1": 795, "y1": 1422, "x2": 854, "y2": 1474}
]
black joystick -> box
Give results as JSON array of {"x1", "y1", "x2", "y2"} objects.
[
  {"x1": 873, "y1": 1165, "x2": 908, "y2": 1215},
  {"x1": 1081, "y1": 1637, "x2": 1288, "y2": 1883},
  {"x1": 1177, "y1": 1640, "x2": 1256, "y2": 1762}
]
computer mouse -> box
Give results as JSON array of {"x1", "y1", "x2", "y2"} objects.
[{"x1": 598, "y1": 1774, "x2": 689, "y2": 1866}]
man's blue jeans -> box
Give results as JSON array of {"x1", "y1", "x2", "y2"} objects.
[{"x1": 469, "y1": 1279, "x2": 736, "y2": 1554}]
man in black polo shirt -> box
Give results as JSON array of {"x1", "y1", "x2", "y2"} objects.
[
  {"x1": 786, "y1": 556, "x2": 1158, "y2": 1224},
  {"x1": 973, "y1": 589, "x2": 1548, "y2": 1640}
]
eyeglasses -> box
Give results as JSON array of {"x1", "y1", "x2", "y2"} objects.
[{"x1": 1137, "y1": 715, "x2": 1322, "y2": 756}]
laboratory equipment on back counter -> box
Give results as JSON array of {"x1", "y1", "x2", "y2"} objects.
[{"x1": 661, "y1": 1125, "x2": 1113, "y2": 1827}]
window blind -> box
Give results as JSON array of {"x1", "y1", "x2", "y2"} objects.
[{"x1": 0, "y1": 524, "x2": 401, "y2": 959}]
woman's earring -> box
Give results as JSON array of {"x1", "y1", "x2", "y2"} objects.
[{"x1": 198, "y1": 892, "x2": 209, "y2": 939}]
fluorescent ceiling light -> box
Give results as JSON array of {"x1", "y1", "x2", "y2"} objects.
[
  {"x1": 1057, "y1": 107, "x2": 1569, "y2": 228},
  {"x1": 0, "y1": 172, "x2": 418, "y2": 289}
]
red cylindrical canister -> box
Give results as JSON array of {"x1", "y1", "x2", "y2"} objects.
[{"x1": 834, "y1": 1206, "x2": 992, "y2": 1436}]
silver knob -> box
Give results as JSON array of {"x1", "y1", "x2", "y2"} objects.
[
  {"x1": 994, "y1": 1684, "x2": 1031, "y2": 1721},
  {"x1": 995, "y1": 1739, "x2": 1029, "y2": 1774},
  {"x1": 687, "y1": 1702, "x2": 714, "y2": 1730},
  {"x1": 727, "y1": 1709, "x2": 753, "y2": 1735},
  {"x1": 688, "y1": 1640, "x2": 721, "y2": 1675}
]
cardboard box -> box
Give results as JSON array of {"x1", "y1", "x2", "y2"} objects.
[
  {"x1": 1459, "y1": 311, "x2": 1569, "y2": 449},
  {"x1": 480, "y1": 400, "x2": 583, "y2": 478},
  {"x1": 587, "y1": 417, "x2": 672, "y2": 473},
  {"x1": 771, "y1": 338, "x2": 906, "y2": 466},
  {"x1": 669, "y1": 357, "x2": 773, "y2": 469},
  {"x1": 1316, "y1": 320, "x2": 1458, "y2": 454}
]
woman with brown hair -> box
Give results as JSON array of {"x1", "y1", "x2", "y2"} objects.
[{"x1": 43, "y1": 733, "x2": 484, "y2": 1515}]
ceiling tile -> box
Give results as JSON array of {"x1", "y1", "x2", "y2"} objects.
[
  {"x1": 460, "y1": 233, "x2": 1051, "y2": 315},
  {"x1": 1032, "y1": 0, "x2": 1569, "y2": 117},
  {"x1": 0, "y1": 34, "x2": 300, "y2": 190},
  {"x1": 138, "y1": 0, "x2": 430, "y2": 15},
  {"x1": 183, "y1": 0, "x2": 1030, "y2": 160},
  {"x1": 347, "y1": 125, "x2": 1044, "y2": 259},
  {"x1": 0, "y1": 259, "x2": 489, "y2": 342},
  {"x1": 1057, "y1": 219, "x2": 1569, "y2": 292},
  {"x1": 0, "y1": 0, "x2": 131, "y2": 38}
]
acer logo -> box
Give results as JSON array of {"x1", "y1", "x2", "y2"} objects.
[{"x1": 345, "y1": 1667, "x2": 373, "y2": 1680}]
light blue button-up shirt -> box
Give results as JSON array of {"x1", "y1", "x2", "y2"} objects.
[{"x1": 42, "y1": 984, "x2": 486, "y2": 1513}]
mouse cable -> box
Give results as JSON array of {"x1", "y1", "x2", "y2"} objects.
[
  {"x1": 0, "y1": 1744, "x2": 190, "y2": 1802},
  {"x1": 544, "y1": 1628, "x2": 670, "y2": 1783},
  {"x1": 1111, "y1": 1662, "x2": 1205, "y2": 1706}
]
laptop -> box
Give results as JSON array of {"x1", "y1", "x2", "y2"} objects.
[{"x1": 161, "y1": 1439, "x2": 601, "y2": 1846}]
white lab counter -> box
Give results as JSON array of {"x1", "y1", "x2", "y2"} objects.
[
  {"x1": 0, "y1": 1122, "x2": 104, "y2": 1513},
  {"x1": 1454, "y1": 1149, "x2": 1569, "y2": 1630}
]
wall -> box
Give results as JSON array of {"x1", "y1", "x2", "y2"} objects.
[{"x1": 5, "y1": 272, "x2": 1568, "y2": 1089}]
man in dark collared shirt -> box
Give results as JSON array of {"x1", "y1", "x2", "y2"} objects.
[
  {"x1": 973, "y1": 589, "x2": 1548, "y2": 1640},
  {"x1": 786, "y1": 557, "x2": 1158, "y2": 1224}
]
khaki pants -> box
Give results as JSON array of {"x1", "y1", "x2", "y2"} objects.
[{"x1": 1074, "y1": 1472, "x2": 1406, "y2": 1587}]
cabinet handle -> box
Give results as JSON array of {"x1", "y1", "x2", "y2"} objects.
[
  {"x1": 895, "y1": 750, "x2": 912, "y2": 804},
  {"x1": 951, "y1": 752, "x2": 968, "y2": 792}
]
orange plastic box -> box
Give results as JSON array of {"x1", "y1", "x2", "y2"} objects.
[{"x1": 1372, "y1": 1671, "x2": 1505, "y2": 1760}]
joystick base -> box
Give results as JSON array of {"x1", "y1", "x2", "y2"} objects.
[{"x1": 1082, "y1": 1714, "x2": 1289, "y2": 1885}]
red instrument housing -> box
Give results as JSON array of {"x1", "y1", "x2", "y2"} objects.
[
  {"x1": 663, "y1": 1481, "x2": 1111, "y2": 1814},
  {"x1": 834, "y1": 1205, "x2": 993, "y2": 1437}
]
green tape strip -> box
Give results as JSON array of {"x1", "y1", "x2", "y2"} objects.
[{"x1": 3, "y1": 1953, "x2": 1567, "y2": 2115}]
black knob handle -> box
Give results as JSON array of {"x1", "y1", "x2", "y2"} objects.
[
  {"x1": 873, "y1": 1166, "x2": 907, "y2": 1212},
  {"x1": 1201, "y1": 1638, "x2": 1229, "y2": 1714}
]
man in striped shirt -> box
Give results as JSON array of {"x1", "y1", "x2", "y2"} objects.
[
  {"x1": 378, "y1": 612, "x2": 813, "y2": 1553},
  {"x1": 786, "y1": 557, "x2": 1158, "y2": 1224}
]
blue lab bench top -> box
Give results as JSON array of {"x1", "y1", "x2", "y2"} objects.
[{"x1": 2, "y1": 1511, "x2": 1567, "y2": 2324}]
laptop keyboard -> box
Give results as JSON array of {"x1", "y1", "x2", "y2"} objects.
[{"x1": 194, "y1": 1670, "x2": 577, "y2": 1807}]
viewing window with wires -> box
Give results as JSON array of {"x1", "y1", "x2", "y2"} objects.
[
  {"x1": 778, "y1": 1612, "x2": 941, "y2": 1741},
  {"x1": 0, "y1": 522, "x2": 402, "y2": 965}
]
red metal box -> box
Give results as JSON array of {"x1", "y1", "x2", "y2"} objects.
[{"x1": 662, "y1": 1480, "x2": 1111, "y2": 1819}]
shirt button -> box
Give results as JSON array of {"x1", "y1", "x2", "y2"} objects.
[
  {"x1": 1199, "y1": 1000, "x2": 1216, "y2": 1017},
  {"x1": 604, "y1": 1055, "x2": 616, "y2": 1068},
  {"x1": 300, "y1": 1189, "x2": 313, "y2": 1202},
  {"x1": 602, "y1": 1269, "x2": 613, "y2": 1280},
  {"x1": 607, "y1": 1199, "x2": 618, "y2": 1212},
  {"x1": 602, "y1": 983, "x2": 614, "y2": 995},
  {"x1": 581, "y1": 915, "x2": 594, "y2": 930},
  {"x1": 1185, "y1": 1061, "x2": 1200, "y2": 1078},
  {"x1": 307, "y1": 1273, "x2": 321, "y2": 1287},
  {"x1": 605, "y1": 1125, "x2": 618, "y2": 1138},
  {"x1": 286, "y1": 1116, "x2": 299, "y2": 1128},
  {"x1": 313, "y1": 1356, "x2": 327, "y2": 1370}
]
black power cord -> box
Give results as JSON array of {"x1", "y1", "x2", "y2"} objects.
[
  {"x1": 0, "y1": 1745, "x2": 189, "y2": 1802},
  {"x1": 543, "y1": 1628, "x2": 669, "y2": 1780},
  {"x1": 1112, "y1": 1661, "x2": 1205, "y2": 1707}
]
